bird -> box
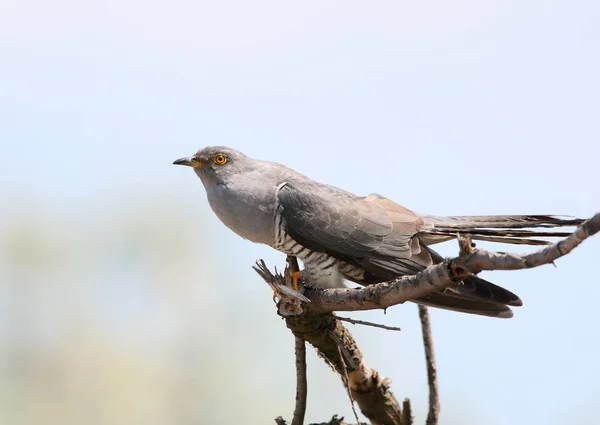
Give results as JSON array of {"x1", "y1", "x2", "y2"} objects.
[{"x1": 174, "y1": 146, "x2": 582, "y2": 318}]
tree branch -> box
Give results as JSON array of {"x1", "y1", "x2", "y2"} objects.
[
  {"x1": 302, "y1": 212, "x2": 599, "y2": 313},
  {"x1": 292, "y1": 337, "x2": 308, "y2": 425},
  {"x1": 417, "y1": 306, "x2": 439, "y2": 425},
  {"x1": 287, "y1": 256, "x2": 309, "y2": 425},
  {"x1": 332, "y1": 332, "x2": 361, "y2": 425}
]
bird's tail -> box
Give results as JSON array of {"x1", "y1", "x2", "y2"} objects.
[{"x1": 420, "y1": 214, "x2": 583, "y2": 246}]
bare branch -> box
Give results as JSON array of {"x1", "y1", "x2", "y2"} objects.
[
  {"x1": 292, "y1": 337, "x2": 308, "y2": 425},
  {"x1": 336, "y1": 316, "x2": 402, "y2": 332},
  {"x1": 333, "y1": 336, "x2": 361, "y2": 425},
  {"x1": 302, "y1": 212, "x2": 599, "y2": 313},
  {"x1": 418, "y1": 306, "x2": 439, "y2": 425}
]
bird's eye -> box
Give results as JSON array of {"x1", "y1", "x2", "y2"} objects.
[{"x1": 213, "y1": 153, "x2": 228, "y2": 165}]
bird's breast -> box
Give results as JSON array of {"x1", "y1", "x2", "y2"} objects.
[{"x1": 205, "y1": 183, "x2": 276, "y2": 245}]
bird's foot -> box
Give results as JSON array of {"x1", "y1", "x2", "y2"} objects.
[
  {"x1": 292, "y1": 271, "x2": 302, "y2": 292},
  {"x1": 269, "y1": 270, "x2": 310, "y2": 304}
]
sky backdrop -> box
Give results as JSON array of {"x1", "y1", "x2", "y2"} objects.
[{"x1": 1, "y1": 1, "x2": 599, "y2": 424}]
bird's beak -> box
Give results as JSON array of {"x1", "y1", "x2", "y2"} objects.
[{"x1": 173, "y1": 157, "x2": 208, "y2": 168}]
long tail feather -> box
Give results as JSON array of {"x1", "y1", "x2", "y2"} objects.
[
  {"x1": 415, "y1": 293, "x2": 514, "y2": 318},
  {"x1": 421, "y1": 214, "x2": 583, "y2": 246},
  {"x1": 423, "y1": 214, "x2": 582, "y2": 229}
]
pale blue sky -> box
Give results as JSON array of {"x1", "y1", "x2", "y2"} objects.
[{"x1": 1, "y1": 1, "x2": 599, "y2": 424}]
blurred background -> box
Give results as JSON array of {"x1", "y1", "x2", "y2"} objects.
[{"x1": 1, "y1": 1, "x2": 599, "y2": 424}]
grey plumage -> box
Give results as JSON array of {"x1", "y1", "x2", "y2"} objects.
[{"x1": 174, "y1": 146, "x2": 583, "y2": 318}]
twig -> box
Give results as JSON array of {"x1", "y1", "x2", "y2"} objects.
[
  {"x1": 292, "y1": 337, "x2": 308, "y2": 425},
  {"x1": 336, "y1": 315, "x2": 402, "y2": 332},
  {"x1": 329, "y1": 331, "x2": 356, "y2": 370},
  {"x1": 418, "y1": 306, "x2": 439, "y2": 425},
  {"x1": 334, "y1": 342, "x2": 361, "y2": 425}
]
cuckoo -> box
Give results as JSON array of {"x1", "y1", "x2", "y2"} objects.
[{"x1": 174, "y1": 146, "x2": 581, "y2": 318}]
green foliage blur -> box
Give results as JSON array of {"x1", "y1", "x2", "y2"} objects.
[{"x1": 0, "y1": 194, "x2": 300, "y2": 425}]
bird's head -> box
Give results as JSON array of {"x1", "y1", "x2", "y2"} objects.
[{"x1": 173, "y1": 146, "x2": 248, "y2": 187}]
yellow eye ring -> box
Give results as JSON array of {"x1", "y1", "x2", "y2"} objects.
[{"x1": 213, "y1": 153, "x2": 228, "y2": 165}]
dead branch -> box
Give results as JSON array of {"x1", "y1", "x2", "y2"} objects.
[
  {"x1": 292, "y1": 337, "x2": 308, "y2": 425},
  {"x1": 417, "y1": 306, "x2": 439, "y2": 425},
  {"x1": 333, "y1": 333, "x2": 361, "y2": 425},
  {"x1": 287, "y1": 256, "x2": 309, "y2": 425},
  {"x1": 336, "y1": 316, "x2": 402, "y2": 332}
]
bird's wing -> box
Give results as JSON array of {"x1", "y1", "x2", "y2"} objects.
[
  {"x1": 276, "y1": 181, "x2": 434, "y2": 279},
  {"x1": 276, "y1": 181, "x2": 524, "y2": 318}
]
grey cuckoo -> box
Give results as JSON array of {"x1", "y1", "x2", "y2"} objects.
[{"x1": 174, "y1": 146, "x2": 582, "y2": 318}]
